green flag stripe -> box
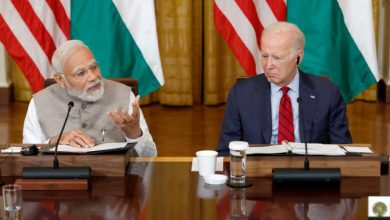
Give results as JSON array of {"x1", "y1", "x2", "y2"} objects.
[
  {"x1": 70, "y1": 0, "x2": 160, "y2": 97},
  {"x1": 287, "y1": 0, "x2": 376, "y2": 101}
]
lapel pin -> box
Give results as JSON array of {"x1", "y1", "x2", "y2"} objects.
[{"x1": 310, "y1": 95, "x2": 315, "y2": 99}]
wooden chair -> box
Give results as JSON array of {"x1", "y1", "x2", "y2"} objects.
[{"x1": 44, "y1": 78, "x2": 139, "y2": 96}]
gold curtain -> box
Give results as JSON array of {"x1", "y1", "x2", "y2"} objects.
[{"x1": 10, "y1": 0, "x2": 380, "y2": 104}]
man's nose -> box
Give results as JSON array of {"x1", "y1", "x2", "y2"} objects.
[
  {"x1": 86, "y1": 69, "x2": 99, "y2": 81},
  {"x1": 265, "y1": 58, "x2": 273, "y2": 69}
]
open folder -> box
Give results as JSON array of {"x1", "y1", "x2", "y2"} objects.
[
  {"x1": 40, "y1": 142, "x2": 135, "y2": 154},
  {"x1": 246, "y1": 143, "x2": 372, "y2": 156}
]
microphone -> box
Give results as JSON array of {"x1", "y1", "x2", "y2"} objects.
[
  {"x1": 272, "y1": 97, "x2": 341, "y2": 187},
  {"x1": 54, "y1": 101, "x2": 74, "y2": 169},
  {"x1": 22, "y1": 101, "x2": 90, "y2": 179},
  {"x1": 297, "y1": 97, "x2": 309, "y2": 170}
]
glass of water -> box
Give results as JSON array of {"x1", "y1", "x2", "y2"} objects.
[
  {"x1": 2, "y1": 184, "x2": 22, "y2": 219},
  {"x1": 229, "y1": 141, "x2": 249, "y2": 184}
]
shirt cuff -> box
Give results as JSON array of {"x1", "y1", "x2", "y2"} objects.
[{"x1": 125, "y1": 130, "x2": 143, "y2": 143}]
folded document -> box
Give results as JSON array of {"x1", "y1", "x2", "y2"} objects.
[
  {"x1": 246, "y1": 143, "x2": 372, "y2": 156},
  {"x1": 40, "y1": 142, "x2": 135, "y2": 154}
]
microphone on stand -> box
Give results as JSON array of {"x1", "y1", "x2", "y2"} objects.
[
  {"x1": 272, "y1": 97, "x2": 341, "y2": 187},
  {"x1": 297, "y1": 97, "x2": 309, "y2": 171},
  {"x1": 54, "y1": 101, "x2": 74, "y2": 169},
  {"x1": 22, "y1": 101, "x2": 90, "y2": 179}
]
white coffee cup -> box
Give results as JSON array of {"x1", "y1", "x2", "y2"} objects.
[{"x1": 196, "y1": 150, "x2": 218, "y2": 176}]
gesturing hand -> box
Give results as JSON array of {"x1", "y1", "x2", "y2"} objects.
[{"x1": 107, "y1": 95, "x2": 142, "y2": 139}]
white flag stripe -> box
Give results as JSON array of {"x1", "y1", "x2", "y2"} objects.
[
  {"x1": 256, "y1": 0, "x2": 279, "y2": 28},
  {"x1": 60, "y1": 0, "x2": 70, "y2": 20},
  {"x1": 337, "y1": 0, "x2": 379, "y2": 80},
  {"x1": 113, "y1": 0, "x2": 164, "y2": 85},
  {"x1": 215, "y1": 0, "x2": 262, "y2": 74},
  {"x1": 29, "y1": 0, "x2": 67, "y2": 48},
  {"x1": 0, "y1": 0, "x2": 52, "y2": 78}
]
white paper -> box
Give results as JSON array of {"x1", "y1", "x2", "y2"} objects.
[
  {"x1": 343, "y1": 146, "x2": 373, "y2": 153},
  {"x1": 48, "y1": 142, "x2": 127, "y2": 153},
  {"x1": 1, "y1": 146, "x2": 22, "y2": 153},
  {"x1": 246, "y1": 143, "x2": 346, "y2": 156},
  {"x1": 192, "y1": 157, "x2": 224, "y2": 172}
]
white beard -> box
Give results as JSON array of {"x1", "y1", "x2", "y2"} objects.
[{"x1": 65, "y1": 79, "x2": 104, "y2": 102}]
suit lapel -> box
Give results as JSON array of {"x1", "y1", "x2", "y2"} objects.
[
  {"x1": 299, "y1": 71, "x2": 316, "y2": 142},
  {"x1": 252, "y1": 76, "x2": 272, "y2": 143}
]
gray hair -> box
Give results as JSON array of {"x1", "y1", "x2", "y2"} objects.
[
  {"x1": 262, "y1": 22, "x2": 305, "y2": 52},
  {"x1": 51, "y1": 40, "x2": 90, "y2": 74}
]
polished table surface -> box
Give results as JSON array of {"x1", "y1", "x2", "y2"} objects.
[{"x1": 0, "y1": 157, "x2": 388, "y2": 220}]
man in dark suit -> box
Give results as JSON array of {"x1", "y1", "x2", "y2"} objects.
[{"x1": 217, "y1": 22, "x2": 352, "y2": 155}]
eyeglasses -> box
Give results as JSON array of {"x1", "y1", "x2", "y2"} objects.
[{"x1": 63, "y1": 62, "x2": 100, "y2": 80}]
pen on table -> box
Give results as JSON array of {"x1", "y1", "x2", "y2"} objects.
[{"x1": 101, "y1": 129, "x2": 105, "y2": 142}]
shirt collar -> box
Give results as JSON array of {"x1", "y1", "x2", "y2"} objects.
[{"x1": 270, "y1": 70, "x2": 300, "y2": 95}]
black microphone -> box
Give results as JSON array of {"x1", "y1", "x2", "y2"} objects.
[
  {"x1": 272, "y1": 97, "x2": 341, "y2": 187},
  {"x1": 22, "y1": 101, "x2": 90, "y2": 179},
  {"x1": 297, "y1": 97, "x2": 309, "y2": 170},
  {"x1": 54, "y1": 101, "x2": 74, "y2": 169}
]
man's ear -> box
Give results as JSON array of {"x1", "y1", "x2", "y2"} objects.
[
  {"x1": 54, "y1": 74, "x2": 66, "y2": 89},
  {"x1": 297, "y1": 49, "x2": 304, "y2": 65}
]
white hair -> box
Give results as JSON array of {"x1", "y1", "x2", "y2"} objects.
[
  {"x1": 262, "y1": 22, "x2": 305, "y2": 52},
  {"x1": 51, "y1": 40, "x2": 90, "y2": 74}
]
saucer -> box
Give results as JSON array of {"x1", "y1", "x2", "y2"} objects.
[{"x1": 204, "y1": 174, "x2": 227, "y2": 185}]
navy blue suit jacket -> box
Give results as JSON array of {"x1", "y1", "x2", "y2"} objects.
[{"x1": 217, "y1": 71, "x2": 352, "y2": 155}]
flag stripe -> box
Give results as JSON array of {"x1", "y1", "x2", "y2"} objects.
[
  {"x1": 60, "y1": 0, "x2": 70, "y2": 19},
  {"x1": 12, "y1": 0, "x2": 56, "y2": 61},
  {"x1": 235, "y1": 0, "x2": 263, "y2": 49},
  {"x1": 0, "y1": 15, "x2": 44, "y2": 92},
  {"x1": 45, "y1": 0, "x2": 70, "y2": 39},
  {"x1": 255, "y1": 0, "x2": 279, "y2": 28},
  {"x1": 0, "y1": 0, "x2": 52, "y2": 79},
  {"x1": 29, "y1": 0, "x2": 68, "y2": 48},
  {"x1": 265, "y1": 0, "x2": 287, "y2": 21},
  {"x1": 214, "y1": 4, "x2": 257, "y2": 75}
]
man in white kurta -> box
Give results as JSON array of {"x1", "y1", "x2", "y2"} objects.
[{"x1": 23, "y1": 40, "x2": 156, "y2": 156}]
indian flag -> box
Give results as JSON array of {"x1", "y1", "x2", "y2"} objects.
[
  {"x1": 72, "y1": 0, "x2": 164, "y2": 97},
  {"x1": 0, "y1": 0, "x2": 163, "y2": 97},
  {"x1": 288, "y1": 0, "x2": 379, "y2": 101}
]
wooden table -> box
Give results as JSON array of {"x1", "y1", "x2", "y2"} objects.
[
  {"x1": 0, "y1": 144, "x2": 386, "y2": 219},
  {"x1": 0, "y1": 157, "x2": 386, "y2": 219}
]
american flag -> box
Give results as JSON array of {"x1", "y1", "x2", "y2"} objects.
[
  {"x1": 0, "y1": 0, "x2": 70, "y2": 92},
  {"x1": 214, "y1": 0, "x2": 286, "y2": 76}
]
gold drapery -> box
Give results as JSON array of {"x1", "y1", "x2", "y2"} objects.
[{"x1": 10, "y1": 0, "x2": 380, "y2": 104}]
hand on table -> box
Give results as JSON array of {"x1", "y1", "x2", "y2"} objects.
[{"x1": 49, "y1": 129, "x2": 95, "y2": 148}]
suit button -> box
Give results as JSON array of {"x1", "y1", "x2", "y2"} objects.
[
  {"x1": 82, "y1": 123, "x2": 87, "y2": 128},
  {"x1": 81, "y1": 104, "x2": 86, "y2": 110}
]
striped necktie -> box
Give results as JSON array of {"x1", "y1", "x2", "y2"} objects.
[{"x1": 278, "y1": 87, "x2": 294, "y2": 144}]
